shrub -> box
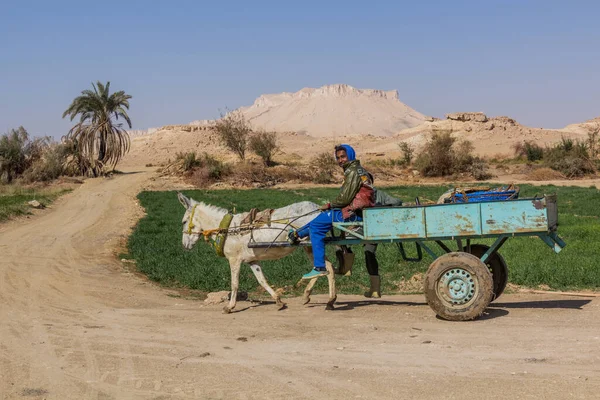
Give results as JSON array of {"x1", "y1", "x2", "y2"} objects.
[
  {"x1": 526, "y1": 167, "x2": 566, "y2": 181},
  {"x1": 214, "y1": 109, "x2": 251, "y2": 161},
  {"x1": 175, "y1": 152, "x2": 202, "y2": 172},
  {"x1": 184, "y1": 152, "x2": 231, "y2": 187},
  {"x1": 22, "y1": 142, "x2": 71, "y2": 183},
  {"x1": 202, "y1": 153, "x2": 231, "y2": 180},
  {"x1": 311, "y1": 151, "x2": 338, "y2": 184},
  {"x1": 398, "y1": 141, "x2": 414, "y2": 165},
  {"x1": 453, "y1": 140, "x2": 475, "y2": 172},
  {"x1": 544, "y1": 139, "x2": 595, "y2": 177},
  {"x1": 587, "y1": 123, "x2": 600, "y2": 159},
  {"x1": 512, "y1": 141, "x2": 544, "y2": 161},
  {"x1": 0, "y1": 127, "x2": 53, "y2": 183},
  {"x1": 249, "y1": 130, "x2": 278, "y2": 166},
  {"x1": 414, "y1": 130, "x2": 456, "y2": 176},
  {"x1": 468, "y1": 157, "x2": 493, "y2": 181},
  {"x1": 558, "y1": 136, "x2": 574, "y2": 152},
  {"x1": 414, "y1": 131, "x2": 491, "y2": 179}
]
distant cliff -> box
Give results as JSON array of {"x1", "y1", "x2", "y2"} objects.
[{"x1": 236, "y1": 83, "x2": 426, "y2": 137}]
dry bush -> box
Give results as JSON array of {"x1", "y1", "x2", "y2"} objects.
[
  {"x1": 311, "y1": 151, "x2": 338, "y2": 184},
  {"x1": 366, "y1": 158, "x2": 404, "y2": 168},
  {"x1": 267, "y1": 165, "x2": 312, "y2": 183},
  {"x1": 249, "y1": 130, "x2": 278, "y2": 166},
  {"x1": 175, "y1": 151, "x2": 202, "y2": 172},
  {"x1": 364, "y1": 161, "x2": 406, "y2": 181},
  {"x1": 487, "y1": 152, "x2": 512, "y2": 163},
  {"x1": 526, "y1": 167, "x2": 566, "y2": 181},
  {"x1": 21, "y1": 142, "x2": 71, "y2": 183},
  {"x1": 512, "y1": 141, "x2": 544, "y2": 161},
  {"x1": 219, "y1": 162, "x2": 318, "y2": 188},
  {"x1": 180, "y1": 153, "x2": 232, "y2": 187},
  {"x1": 587, "y1": 123, "x2": 600, "y2": 159},
  {"x1": 468, "y1": 158, "x2": 494, "y2": 181},
  {"x1": 187, "y1": 167, "x2": 213, "y2": 187},
  {"x1": 414, "y1": 130, "x2": 491, "y2": 180},
  {"x1": 0, "y1": 127, "x2": 51, "y2": 183},
  {"x1": 214, "y1": 109, "x2": 251, "y2": 161},
  {"x1": 398, "y1": 141, "x2": 414, "y2": 165},
  {"x1": 225, "y1": 162, "x2": 283, "y2": 187},
  {"x1": 544, "y1": 138, "x2": 595, "y2": 177},
  {"x1": 414, "y1": 130, "x2": 455, "y2": 176},
  {"x1": 453, "y1": 140, "x2": 476, "y2": 171}
]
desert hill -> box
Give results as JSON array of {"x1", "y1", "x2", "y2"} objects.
[
  {"x1": 122, "y1": 86, "x2": 594, "y2": 167},
  {"x1": 393, "y1": 112, "x2": 588, "y2": 157},
  {"x1": 237, "y1": 83, "x2": 427, "y2": 137},
  {"x1": 561, "y1": 117, "x2": 600, "y2": 135}
]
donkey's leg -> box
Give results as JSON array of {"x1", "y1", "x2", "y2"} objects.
[
  {"x1": 224, "y1": 260, "x2": 242, "y2": 314},
  {"x1": 324, "y1": 259, "x2": 337, "y2": 310},
  {"x1": 302, "y1": 278, "x2": 319, "y2": 305},
  {"x1": 302, "y1": 246, "x2": 318, "y2": 304},
  {"x1": 249, "y1": 263, "x2": 286, "y2": 310}
]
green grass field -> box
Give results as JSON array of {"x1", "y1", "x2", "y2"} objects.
[
  {"x1": 0, "y1": 186, "x2": 72, "y2": 222},
  {"x1": 125, "y1": 184, "x2": 600, "y2": 296}
]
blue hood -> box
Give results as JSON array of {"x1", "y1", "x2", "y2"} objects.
[{"x1": 336, "y1": 144, "x2": 356, "y2": 161}]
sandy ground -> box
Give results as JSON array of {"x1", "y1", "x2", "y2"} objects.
[{"x1": 2, "y1": 168, "x2": 600, "y2": 400}]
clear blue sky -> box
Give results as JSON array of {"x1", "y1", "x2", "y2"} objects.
[{"x1": 1, "y1": 0, "x2": 599, "y2": 138}]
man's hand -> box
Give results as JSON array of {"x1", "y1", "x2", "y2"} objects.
[{"x1": 320, "y1": 203, "x2": 331, "y2": 211}]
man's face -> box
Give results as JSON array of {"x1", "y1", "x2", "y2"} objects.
[{"x1": 335, "y1": 149, "x2": 348, "y2": 168}]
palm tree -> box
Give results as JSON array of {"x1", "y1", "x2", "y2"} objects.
[{"x1": 62, "y1": 81, "x2": 132, "y2": 176}]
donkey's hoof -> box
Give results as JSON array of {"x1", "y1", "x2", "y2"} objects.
[
  {"x1": 325, "y1": 295, "x2": 337, "y2": 311},
  {"x1": 302, "y1": 296, "x2": 311, "y2": 305},
  {"x1": 277, "y1": 301, "x2": 287, "y2": 311},
  {"x1": 222, "y1": 306, "x2": 232, "y2": 314}
]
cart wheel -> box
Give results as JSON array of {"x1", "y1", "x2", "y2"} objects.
[
  {"x1": 424, "y1": 252, "x2": 493, "y2": 321},
  {"x1": 463, "y1": 244, "x2": 509, "y2": 301}
]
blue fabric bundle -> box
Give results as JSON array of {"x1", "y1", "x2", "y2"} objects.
[
  {"x1": 451, "y1": 186, "x2": 519, "y2": 203},
  {"x1": 438, "y1": 185, "x2": 520, "y2": 204}
]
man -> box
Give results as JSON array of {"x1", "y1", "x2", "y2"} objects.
[
  {"x1": 363, "y1": 188, "x2": 403, "y2": 298},
  {"x1": 289, "y1": 144, "x2": 375, "y2": 280}
]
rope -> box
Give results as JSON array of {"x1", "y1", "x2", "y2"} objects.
[
  {"x1": 187, "y1": 208, "x2": 321, "y2": 242},
  {"x1": 259, "y1": 208, "x2": 322, "y2": 251}
]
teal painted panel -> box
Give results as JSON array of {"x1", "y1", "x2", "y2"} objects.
[
  {"x1": 425, "y1": 203, "x2": 482, "y2": 237},
  {"x1": 481, "y1": 200, "x2": 548, "y2": 234},
  {"x1": 363, "y1": 207, "x2": 425, "y2": 239}
]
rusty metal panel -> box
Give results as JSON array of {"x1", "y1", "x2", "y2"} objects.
[
  {"x1": 481, "y1": 200, "x2": 548, "y2": 234},
  {"x1": 425, "y1": 203, "x2": 482, "y2": 237},
  {"x1": 363, "y1": 207, "x2": 425, "y2": 240}
]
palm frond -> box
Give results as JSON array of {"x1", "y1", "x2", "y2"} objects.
[{"x1": 62, "y1": 81, "x2": 133, "y2": 175}]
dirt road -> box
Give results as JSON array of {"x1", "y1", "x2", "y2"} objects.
[{"x1": 1, "y1": 169, "x2": 599, "y2": 400}]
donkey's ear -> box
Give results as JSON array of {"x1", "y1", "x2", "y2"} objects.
[{"x1": 177, "y1": 192, "x2": 191, "y2": 209}]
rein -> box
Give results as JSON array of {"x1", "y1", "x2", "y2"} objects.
[{"x1": 184, "y1": 206, "x2": 320, "y2": 240}]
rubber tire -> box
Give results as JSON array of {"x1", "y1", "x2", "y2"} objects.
[
  {"x1": 463, "y1": 244, "x2": 509, "y2": 301},
  {"x1": 424, "y1": 252, "x2": 494, "y2": 321}
]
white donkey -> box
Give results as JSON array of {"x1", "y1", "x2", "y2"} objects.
[{"x1": 177, "y1": 192, "x2": 338, "y2": 313}]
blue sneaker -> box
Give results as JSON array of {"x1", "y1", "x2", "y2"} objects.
[{"x1": 302, "y1": 268, "x2": 329, "y2": 280}]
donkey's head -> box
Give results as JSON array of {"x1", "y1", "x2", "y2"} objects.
[{"x1": 177, "y1": 192, "x2": 202, "y2": 250}]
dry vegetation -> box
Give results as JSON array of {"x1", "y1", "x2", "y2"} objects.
[
  {"x1": 510, "y1": 128, "x2": 600, "y2": 178},
  {"x1": 3, "y1": 113, "x2": 600, "y2": 191},
  {"x1": 413, "y1": 130, "x2": 493, "y2": 180},
  {"x1": 152, "y1": 120, "x2": 600, "y2": 190}
]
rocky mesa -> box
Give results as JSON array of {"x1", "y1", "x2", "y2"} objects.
[{"x1": 237, "y1": 83, "x2": 427, "y2": 137}]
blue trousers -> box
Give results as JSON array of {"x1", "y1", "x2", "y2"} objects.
[{"x1": 296, "y1": 210, "x2": 361, "y2": 268}]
